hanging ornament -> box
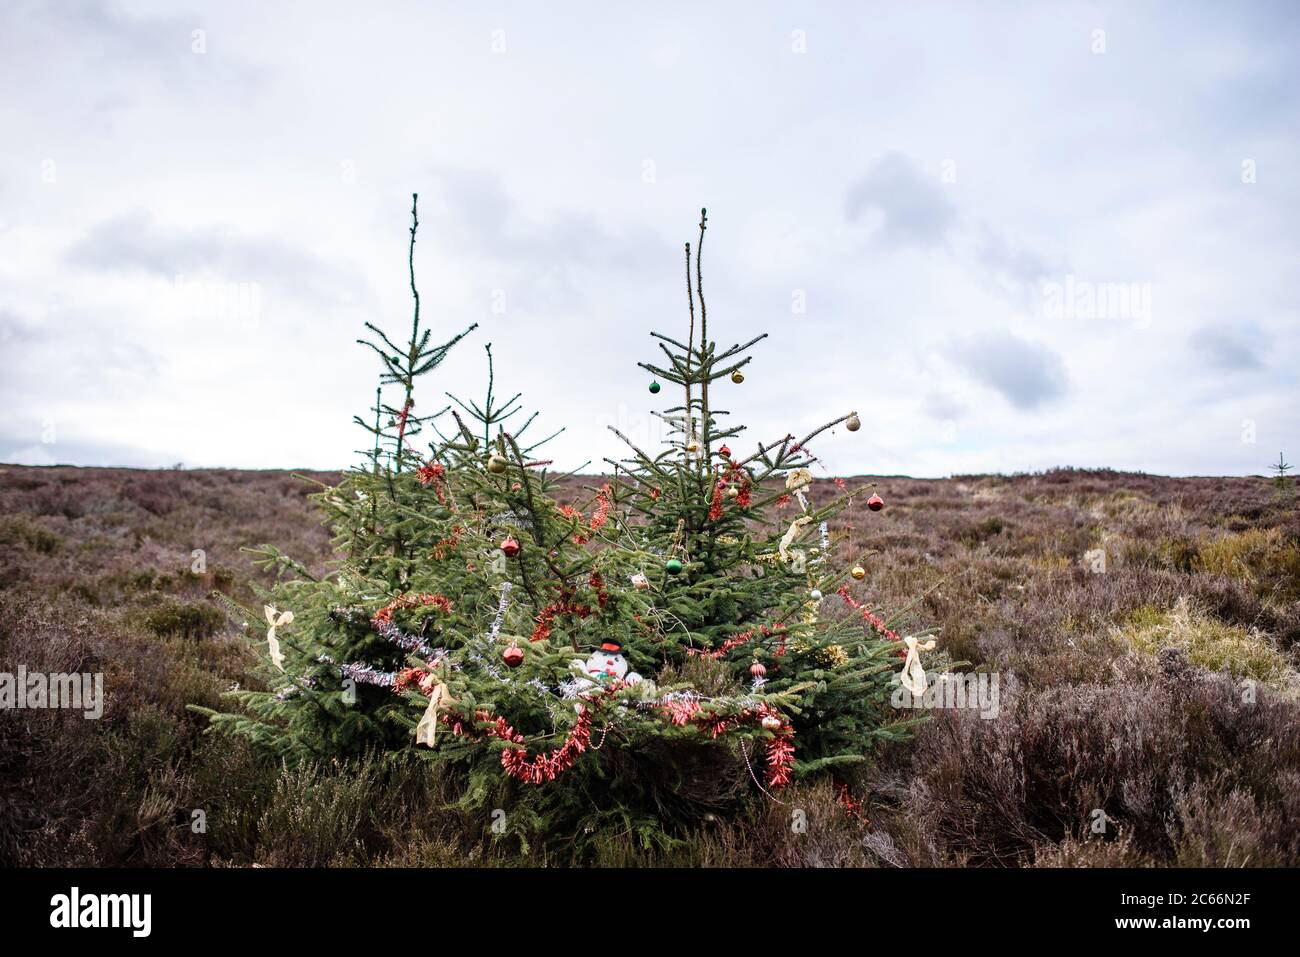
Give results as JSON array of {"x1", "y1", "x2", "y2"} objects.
[
  {"x1": 718, "y1": 444, "x2": 731, "y2": 459},
  {"x1": 851, "y1": 565, "x2": 866, "y2": 580},
  {"x1": 665, "y1": 558, "x2": 683, "y2": 575},
  {"x1": 500, "y1": 536, "x2": 521, "y2": 557},
  {"x1": 487, "y1": 453, "x2": 508, "y2": 474},
  {"x1": 502, "y1": 643, "x2": 525, "y2": 668},
  {"x1": 761, "y1": 714, "x2": 782, "y2": 731},
  {"x1": 867, "y1": 493, "x2": 884, "y2": 512},
  {"x1": 575, "y1": 640, "x2": 642, "y2": 689},
  {"x1": 630, "y1": 572, "x2": 650, "y2": 590},
  {"x1": 845, "y1": 413, "x2": 861, "y2": 432},
  {"x1": 686, "y1": 439, "x2": 700, "y2": 453},
  {"x1": 726, "y1": 485, "x2": 740, "y2": 499},
  {"x1": 810, "y1": 588, "x2": 823, "y2": 601},
  {"x1": 731, "y1": 369, "x2": 745, "y2": 384},
  {"x1": 649, "y1": 380, "x2": 661, "y2": 394},
  {"x1": 750, "y1": 660, "x2": 767, "y2": 678}
]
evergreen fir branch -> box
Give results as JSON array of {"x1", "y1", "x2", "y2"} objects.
[
  {"x1": 360, "y1": 320, "x2": 406, "y2": 357},
  {"x1": 649, "y1": 330, "x2": 694, "y2": 352},
  {"x1": 711, "y1": 333, "x2": 769, "y2": 362}
]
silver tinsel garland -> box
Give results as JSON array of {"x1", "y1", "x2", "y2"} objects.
[{"x1": 374, "y1": 618, "x2": 434, "y2": 656}]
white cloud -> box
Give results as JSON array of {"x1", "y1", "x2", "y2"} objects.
[{"x1": 1, "y1": 1, "x2": 1297, "y2": 476}]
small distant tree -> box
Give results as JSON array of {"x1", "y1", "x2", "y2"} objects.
[{"x1": 1269, "y1": 452, "x2": 1293, "y2": 501}]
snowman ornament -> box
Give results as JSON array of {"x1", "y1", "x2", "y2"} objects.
[
  {"x1": 579, "y1": 640, "x2": 641, "y2": 687},
  {"x1": 571, "y1": 640, "x2": 641, "y2": 709}
]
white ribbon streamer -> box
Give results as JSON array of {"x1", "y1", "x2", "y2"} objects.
[
  {"x1": 899, "y1": 635, "x2": 936, "y2": 696},
  {"x1": 263, "y1": 605, "x2": 293, "y2": 672}
]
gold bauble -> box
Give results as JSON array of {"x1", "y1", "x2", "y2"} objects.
[
  {"x1": 731, "y1": 369, "x2": 745, "y2": 384},
  {"x1": 686, "y1": 440, "x2": 700, "y2": 453},
  {"x1": 851, "y1": 565, "x2": 866, "y2": 580},
  {"x1": 845, "y1": 414, "x2": 861, "y2": 432},
  {"x1": 487, "y1": 453, "x2": 508, "y2": 474}
]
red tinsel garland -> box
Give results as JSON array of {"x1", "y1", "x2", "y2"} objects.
[
  {"x1": 395, "y1": 398, "x2": 414, "y2": 443},
  {"x1": 832, "y1": 582, "x2": 904, "y2": 657},
  {"x1": 529, "y1": 598, "x2": 591, "y2": 642},
  {"x1": 416, "y1": 461, "x2": 448, "y2": 504},
  {"x1": 689, "y1": 623, "x2": 786, "y2": 660},
  {"x1": 588, "y1": 572, "x2": 609, "y2": 608},
  {"x1": 736, "y1": 480, "x2": 752, "y2": 508},
  {"x1": 709, "y1": 467, "x2": 752, "y2": 522},
  {"x1": 433, "y1": 685, "x2": 796, "y2": 789},
  {"x1": 836, "y1": 586, "x2": 901, "y2": 649},
  {"x1": 372, "y1": 592, "x2": 453, "y2": 627},
  {"x1": 559, "y1": 504, "x2": 590, "y2": 544},
  {"x1": 708, "y1": 481, "x2": 725, "y2": 522},
  {"x1": 393, "y1": 666, "x2": 441, "y2": 696},
  {"x1": 557, "y1": 484, "x2": 614, "y2": 545},
  {"x1": 765, "y1": 732, "x2": 795, "y2": 788},
  {"x1": 692, "y1": 703, "x2": 794, "y2": 787},
  {"x1": 432, "y1": 525, "x2": 464, "y2": 560},
  {"x1": 590, "y1": 484, "x2": 613, "y2": 532}
]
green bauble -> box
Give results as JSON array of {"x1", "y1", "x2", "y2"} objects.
[
  {"x1": 665, "y1": 558, "x2": 683, "y2": 575},
  {"x1": 649, "y1": 380, "x2": 661, "y2": 394}
]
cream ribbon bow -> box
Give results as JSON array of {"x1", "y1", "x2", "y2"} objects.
[
  {"x1": 778, "y1": 516, "x2": 812, "y2": 563},
  {"x1": 263, "y1": 605, "x2": 293, "y2": 672},
  {"x1": 785, "y1": 468, "x2": 814, "y2": 512},
  {"x1": 415, "y1": 681, "x2": 454, "y2": 747},
  {"x1": 899, "y1": 635, "x2": 936, "y2": 695}
]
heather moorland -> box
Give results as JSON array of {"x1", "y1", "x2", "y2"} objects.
[{"x1": 2, "y1": 464, "x2": 1296, "y2": 866}]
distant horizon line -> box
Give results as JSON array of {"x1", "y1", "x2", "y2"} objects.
[{"x1": 0, "y1": 462, "x2": 1281, "y2": 482}]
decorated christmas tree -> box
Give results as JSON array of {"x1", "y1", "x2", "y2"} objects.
[
  {"x1": 199, "y1": 201, "x2": 935, "y2": 853},
  {"x1": 195, "y1": 194, "x2": 487, "y2": 756}
]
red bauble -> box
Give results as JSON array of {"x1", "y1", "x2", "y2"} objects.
[
  {"x1": 502, "y1": 644, "x2": 524, "y2": 668},
  {"x1": 500, "y1": 536, "x2": 521, "y2": 557},
  {"x1": 867, "y1": 493, "x2": 884, "y2": 512},
  {"x1": 718, "y1": 445, "x2": 731, "y2": 459},
  {"x1": 750, "y1": 660, "x2": 767, "y2": 678}
]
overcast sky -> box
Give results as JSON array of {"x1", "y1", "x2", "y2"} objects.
[{"x1": 2, "y1": 1, "x2": 1297, "y2": 477}]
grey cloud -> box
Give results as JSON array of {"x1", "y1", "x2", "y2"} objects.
[
  {"x1": 65, "y1": 210, "x2": 367, "y2": 305},
  {"x1": 0, "y1": 0, "x2": 265, "y2": 93},
  {"x1": 0, "y1": 307, "x2": 47, "y2": 347},
  {"x1": 844, "y1": 153, "x2": 955, "y2": 246},
  {"x1": 973, "y1": 222, "x2": 1054, "y2": 286},
  {"x1": 1189, "y1": 325, "x2": 1265, "y2": 371},
  {"x1": 432, "y1": 168, "x2": 669, "y2": 271},
  {"x1": 945, "y1": 330, "x2": 1068, "y2": 410}
]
